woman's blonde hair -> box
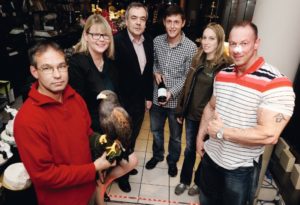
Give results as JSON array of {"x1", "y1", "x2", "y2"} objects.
[
  {"x1": 192, "y1": 23, "x2": 230, "y2": 68},
  {"x1": 73, "y1": 14, "x2": 114, "y2": 59}
]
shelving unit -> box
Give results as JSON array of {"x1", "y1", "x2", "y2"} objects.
[{"x1": 269, "y1": 154, "x2": 300, "y2": 205}]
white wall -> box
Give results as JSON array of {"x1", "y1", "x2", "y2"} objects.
[{"x1": 252, "y1": 0, "x2": 300, "y2": 81}]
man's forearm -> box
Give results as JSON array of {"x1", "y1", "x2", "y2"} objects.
[
  {"x1": 224, "y1": 126, "x2": 278, "y2": 146},
  {"x1": 197, "y1": 101, "x2": 215, "y2": 140},
  {"x1": 223, "y1": 110, "x2": 291, "y2": 146}
]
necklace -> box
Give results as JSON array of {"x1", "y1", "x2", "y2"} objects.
[{"x1": 96, "y1": 61, "x2": 104, "y2": 72}]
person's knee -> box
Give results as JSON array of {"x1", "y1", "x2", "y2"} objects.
[
  {"x1": 150, "y1": 117, "x2": 164, "y2": 132},
  {"x1": 128, "y1": 152, "x2": 138, "y2": 169}
]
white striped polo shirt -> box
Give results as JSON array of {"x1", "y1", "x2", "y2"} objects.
[{"x1": 205, "y1": 57, "x2": 295, "y2": 170}]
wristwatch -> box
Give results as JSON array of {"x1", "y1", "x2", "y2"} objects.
[{"x1": 216, "y1": 127, "x2": 224, "y2": 140}]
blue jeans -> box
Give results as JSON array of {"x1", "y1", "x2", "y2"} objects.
[
  {"x1": 150, "y1": 104, "x2": 182, "y2": 165},
  {"x1": 179, "y1": 119, "x2": 199, "y2": 185},
  {"x1": 197, "y1": 154, "x2": 261, "y2": 205}
]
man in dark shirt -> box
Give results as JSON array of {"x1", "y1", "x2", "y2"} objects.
[{"x1": 113, "y1": 2, "x2": 154, "y2": 192}]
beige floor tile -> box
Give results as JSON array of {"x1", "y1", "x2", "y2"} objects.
[
  {"x1": 139, "y1": 184, "x2": 169, "y2": 205},
  {"x1": 129, "y1": 166, "x2": 143, "y2": 183},
  {"x1": 135, "y1": 151, "x2": 146, "y2": 167},
  {"x1": 108, "y1": 182, "x2": 140, "y2": 203},
  {"x1": 164, "y1": 132, "x2": 170, "y2": 142},
  {"x1": 134, "y1": 139, "x2": 148, "y2": 152},
  {"x1": 137, "y1": 128, "x2": 150, "y2": 140},
  {"x1": 140, "y1": 114, "x2": 150, "y2": 130},
  {"x1": 146, "y1": 139, "x2": 153, "y2": 153},
  {"x1": 142, "y1": 167, "x2": 169, "y2": 186},
  {"x1": 169, "y1": 172, "x2": 180, "y2": 187},
  {"x1": 140, "y1": 123, "x2": 150, "y2": 131}
]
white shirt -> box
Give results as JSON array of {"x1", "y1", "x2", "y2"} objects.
[{"x1": 128, "y1": 30, "x2": 147, "y2": 74}]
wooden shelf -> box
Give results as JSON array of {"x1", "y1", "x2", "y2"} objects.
[{"x1": 269, "y1": 154, "x2": 300, "y2": 205}]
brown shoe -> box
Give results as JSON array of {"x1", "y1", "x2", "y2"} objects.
[{"x1": 188, "y1": 184, "x2": 200, "y2": 196}]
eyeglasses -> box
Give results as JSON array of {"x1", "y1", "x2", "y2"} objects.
[
  {"x1": 37, "y1": 64, "x2": 68, "y2": 74},
  {"x1": 87, "y1": 32, "x2": 110, "y2": 40}
]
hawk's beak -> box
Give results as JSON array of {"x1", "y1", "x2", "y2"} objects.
[{"x1": 97, "y1": 92, "x2": 107, "y2": 100}]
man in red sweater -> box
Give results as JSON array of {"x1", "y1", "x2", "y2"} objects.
[{"x1": 14, "y1": 40, "x2": 137, "y2": 205}]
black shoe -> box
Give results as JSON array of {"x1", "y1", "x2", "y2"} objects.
[
  {"x1": 168, "y1": 164, "x2": 178, "y2": 177},
  {"x1": 118, "y1": 179, "x2": 131, "y2": 193},
  {"x1": 129, "y1": 168, "x2": 138, "y2": 175},
  {"x1": 104, "y1": 192, "x2": 110, "y2": 202},
  {"x1": 145, "y1": 157, "x2": 162, "y2": 170}
]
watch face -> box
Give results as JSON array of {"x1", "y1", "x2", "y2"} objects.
[{"x1": 217, "y1": 131, "x2": 222, "y2": 139}]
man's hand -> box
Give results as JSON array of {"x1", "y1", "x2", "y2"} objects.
[
  {"x1": 154, "y1": 72, "x2": 171, "y2": 106},
  {"x1": 154, "y1": 72, "x2": 163, "y2": 85},
  {"x1": 196, "y1": 137, "x2": 205, "y2": 158},
  {"x1": 177, "y1": 117, "x2": 183, "y2": 124},
  {"x1": 145, "y1": 101, "x2": 152, "y2": 111},
  {"x1": 94, "y1": 152, "x2": 116, "y2": 172},
  {"x1": 158, "y1": 91, "x2": 171, "y2": 106},
  {"x1": 207, "y1": 111, "x2": 224, "y2": 139}
]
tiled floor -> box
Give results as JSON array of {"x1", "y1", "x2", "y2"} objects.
[
  {"x1": 106, "y1": 111, "x2": 200, "y2": 205},
  {"x1": 1, "y1": 97, "x2": 284, "y2": 205}
]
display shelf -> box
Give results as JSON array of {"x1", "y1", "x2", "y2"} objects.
[
  {"x1": 269, "y1": 154, "x2": 300, "y2": 205},
  {"x1": 0, "y1": 137, "x2": 37, "y2": 205}
]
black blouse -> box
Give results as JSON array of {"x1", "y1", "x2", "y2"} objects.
[{"x1": 68, "y1": 52, "x2": 119, "y2": 133}]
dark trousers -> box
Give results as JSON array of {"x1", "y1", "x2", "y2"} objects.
[
  {"x1": 179, "y1": 119, "x2": 199, "y2": 185},
  {"x1": 150, "y1": 104, "x2": 182, "y2": 165},
  {"x1": 119, "y1": 103, "x2": 145, "y2": 182},
  {"x1": 197, "y1": 153, "x2": 261, "y2": 205},
  {"x1": 127, "y1": 106, "x2": 145, "y2": 152}
]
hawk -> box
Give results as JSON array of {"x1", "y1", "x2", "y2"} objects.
[{"x1": 90, "y1": 90, "x2": 131, "y2": 164}]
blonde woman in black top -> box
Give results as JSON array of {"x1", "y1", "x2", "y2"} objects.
[
  {"x1": 69, "y1": 14, "x2": 137, "y2": 204},
  {"x1": 69, "y1": 14, "x2": 118, "y2": 133},
  {"x1": 174, "y1": 23, "x2": 232, "y2": 196}
]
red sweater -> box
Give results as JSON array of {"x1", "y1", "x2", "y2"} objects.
[{"x1": 14, "y1": 82, "x2": 96, "y2": 205}]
